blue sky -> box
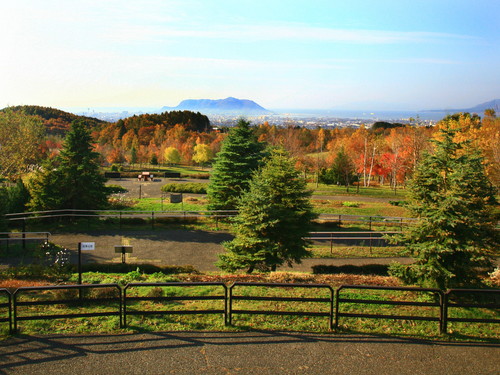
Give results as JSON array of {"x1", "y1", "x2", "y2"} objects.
[{"x1": 1, "y1": 0, "x2": 498, "y2": 110}]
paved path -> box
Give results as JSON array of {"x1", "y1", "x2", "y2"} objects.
[
  {"x1": 1, "y1": 331, "x2": 498, "y2": 374},
  {"x1": 45, "y1": 231, "x2": 412, "y2": 272}
]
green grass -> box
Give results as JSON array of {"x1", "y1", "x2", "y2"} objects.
[
  {"x1": 311, "y1": 183, "x2": 409, "y2": 199},
  {"x1": 162, "y1": 165, "x2": 211, "y2": 176},
  {"x1": 309, "y1": 245, "x2": 406, "y2": 258},
  {"x1": 312, "y1": 199, "x2": 409, "y2": 217},
  {"x1": 126, "y1": 197, "x2": 208, "y2": 212}
]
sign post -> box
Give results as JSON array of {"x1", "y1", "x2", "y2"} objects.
[
  {"x1": 114, "y1": 245, "x2": 133, "y2": 264},
  {"x1": 78, "y1": 242, "x2": 95, "y2": 296}
]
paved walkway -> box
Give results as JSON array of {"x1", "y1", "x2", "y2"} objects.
[
  {"x1": 1, "y1": 331, "x2": 498, "y2": 374},
  {"x1": 45, "y1": 230, "x2": 412, "y2": 272}
]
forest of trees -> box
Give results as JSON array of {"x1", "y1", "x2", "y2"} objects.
[
  {"x1": 4, "y1": 105, "x2": 107, "y2": 135},
  {"x1": 0, "y1": 105, "x2": 498, "y2": 286},
  {"x1": 1, "y1": 105, "x2": 499, "y2": 192}
]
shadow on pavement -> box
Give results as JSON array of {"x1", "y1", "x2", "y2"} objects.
[{"x1": 1, "y1": 330, "x2": 498, "y2": 374}]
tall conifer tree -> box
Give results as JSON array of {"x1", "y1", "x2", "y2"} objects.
[
  {"x1": 29, "y1": 120, "x2": 109, "y2": 210},
  {"x1": 389, "y1": 125, "x2": 499, "y2": 288},
  {"x1": 207, "y1": 119, "x2": 265, "y2": 211},
  {"x1": 217, "y1": 148, "x2": 317, "y2": 273}
]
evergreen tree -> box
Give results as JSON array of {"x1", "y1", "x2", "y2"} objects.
[
  {"x1": 150, "y1": 153, "x2": 159, "y2": 165},
  {"x1": 29, "y1": 120, "x2": 109, "y2": 210},
  {"x1": 130, "y1": 145, "x2": 138, "y2": 165},
  {"x1": 7, "y1": 179, "x2": 31, "y2": 213},
  {"x1": 0, "y1": 186, "x2": 8, "y2": 231},
  {"x1": 319, "y1": 147, "x2": 356, "y2": 191},
  {"x1": 217, "y1": 148, "x2": 317, "y2": 273},
  {"x1": 389, "y1": 125, "x2": 499, "y2": 288},
  {"x1": 207, "y1": 119, "x2": 265, "y2": 211}
]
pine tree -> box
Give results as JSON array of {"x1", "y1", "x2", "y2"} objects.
[
  {"x1": 29, "y1": 120, "x2": 109, "y2": 210},
  {"x1": 217, "y1": 148, "x2": 317, "y2": 273},
  {"x1": 207, "y1": 119, "x2": 265, "y2": 211},
  {"x1": 389, "y1": 125, "x2": 499, "y2": 288},
  {"x1": 319, "y1": 147, "x2": 356, "y2": 191}
]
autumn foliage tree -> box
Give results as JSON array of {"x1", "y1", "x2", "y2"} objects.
[{"x1": 0, "y1": 109, "x2": 45, "y2": 180}]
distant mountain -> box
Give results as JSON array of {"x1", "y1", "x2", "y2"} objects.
[
  {"x1": 464, "y1": 99, "x2": 500, "y2": 113},
  {"x1": 162, "y1": 97, "x2": 272, "y2": 115},
  {"x1": 423, "y1": 99, "x2": 500, "y2": 114}
]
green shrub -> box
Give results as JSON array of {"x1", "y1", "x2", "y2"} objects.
[
  {"x1": 80, "y1": 263, "x2": 198, "y2": 274},
  {"x1": 185, "y1": 173, "x2": 210, "y2": 179},
  {"x1": 312, "y1": 264, "x2": 389, "y2": 275},
  {"x1": 161, "y1": 183, "x2": 207, "y2": 194}
]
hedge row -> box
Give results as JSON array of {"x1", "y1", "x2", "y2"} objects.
[
  {"x1": 80, "y1": 263, "x2": 198, "y2": 274},
  {"x1": 312, "y1": 264, "x2": 389, "y2": 276},
  {"x1": 161, "y1": 183, "x2": 207, "y2": 194}
]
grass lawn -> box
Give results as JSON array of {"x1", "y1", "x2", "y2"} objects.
[
  {"x1": 126, "y1": 197, "x2": 208, "y2": 212},
  {"x1": 308, "y1": 245, "x2": 406, "y2": 258},
  {"x1": 311, "y1": 199, "x2": 409, "y2": 217},
  {"x1": 310, "y1": 182, "x2": 409, "y2": 199}
]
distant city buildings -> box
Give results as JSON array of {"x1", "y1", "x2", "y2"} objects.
[{"x1": 78, "y1": 110, "x2": 436, "y2": 128}]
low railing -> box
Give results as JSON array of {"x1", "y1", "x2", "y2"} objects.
[
  {"x1": 0, "y1": 288, "x2": 12, "y2": 333},
  {"x1": 123, "y1": 282, "x2": 228, "y2": 327},
  {"x1": 0, "y1": 232, "x2": 51, "y2": 251},
  {"x1": 12, "y1": 284, "x2": 122, "y2": 333},
  {"x1": 442, "y1": 289, "x2": 500, "y2": 333},
  {"x1": 306, "y1": 231, "x2": 400, "y2": 251},
  {"x1": 229, "y1": 282, "x2": 334, "y2": 329},
  {"x1": 5, "y1": 209, "x2": 414, "y2": 230},
  {"x1": 334, "y1": 285, "x2": 444, "y2": 332},
  {"x1": 0, "y1": 283, "x2": 498, "y2": 336}
]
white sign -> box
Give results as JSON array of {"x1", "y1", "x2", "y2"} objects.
[{"x1": 80, "y1": 242, "x2": 95, "y2": 251}]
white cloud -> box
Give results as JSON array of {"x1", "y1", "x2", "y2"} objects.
[{"x1": 108, "y1": 22, "x2": 476, "y2": 45}]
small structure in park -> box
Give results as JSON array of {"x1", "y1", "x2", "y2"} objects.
[{"x1": 137, "y1": 172, "x2": 154, "y2": 181}]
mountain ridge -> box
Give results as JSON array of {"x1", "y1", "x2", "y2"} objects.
[
  {"x1": 162, "y1": 97, "x2": 271, "y2": 114},
  {"x1": 423, "y1": 99, "x2": 500, "y2": 113}
]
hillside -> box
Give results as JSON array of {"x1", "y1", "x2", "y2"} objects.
[
  {"x1": 114, "y1": 111, "x2": 211, "y2": 133},
  {"x1": 163, "y1": 97, "x2": 271, "y2": 115},
  {"x1": 2, "y1": 105, "x2": 108, "y2": 135}
]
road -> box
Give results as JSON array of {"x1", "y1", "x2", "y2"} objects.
[{"x1": 1, "y1": 331, "x2": 498, "y2": 374}]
